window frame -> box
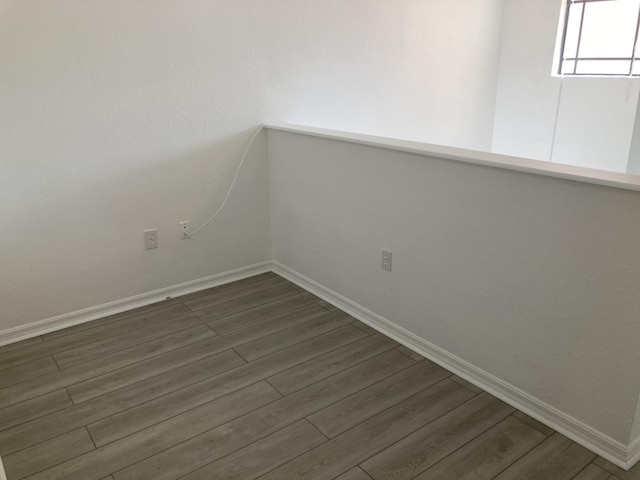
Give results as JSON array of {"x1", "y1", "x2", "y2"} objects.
[{"x1": 556, "y1": 0, "x2": 640, "y2": 77}]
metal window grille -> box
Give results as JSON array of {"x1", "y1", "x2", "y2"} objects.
[{"x1": 558, "y1": 0, "x2": 640, "y2": 76}]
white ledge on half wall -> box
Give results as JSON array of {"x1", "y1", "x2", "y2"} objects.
[{"x1": 266, "y1": 122, "x2": 640, "y2": 193}]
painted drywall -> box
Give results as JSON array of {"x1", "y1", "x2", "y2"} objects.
[
  {"x1": 268, "y1": 128, "x2": 640, "y2": 445},
  {"x1": 273, "y1": 0, "x2": 505, "y2": 151},
  {"x1": 626, "y1": 94, "x2": 640, "y2": 175},
  {"x1": 492, "y1": 0, "x2": 640, "y2": 172},
  {"x1": 0, "y1": 0, "x2": 504, "y2": 333}
]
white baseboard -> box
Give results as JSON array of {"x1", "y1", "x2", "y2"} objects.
[
  {"x1": 628, "y1": 435, "x2": 640, "y2": 470},
  {"x1": 0, "y1": 261, "x2": 272, "y2": 347},
  {"x1": 0, "y1": 455, "x2": 5, "y2": 480},
  {"x1": 272, "y1": 260, "x2": 637, "y2": 471}
]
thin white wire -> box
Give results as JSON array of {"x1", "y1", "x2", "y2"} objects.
[{"x1": 189, "y1": 125, "x2": 265, "y2": 237}]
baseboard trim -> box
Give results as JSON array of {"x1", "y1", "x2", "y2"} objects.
[
  {"x1": 628, "y1": 435, "x2": 640, "y2": 470},
  {"x1": 0, "y1": 455, "x2": 6, "y2": 480},
  {"x1": 272, "y1": 260, "x2": 636, "y2": 471},
  {"x1": 0, "y1": 261, "x2": 272, "y2": 347}
]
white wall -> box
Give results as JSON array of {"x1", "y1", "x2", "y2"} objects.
[
  {"x1": 269, "y1": 128, "x2": 640, "y2": 447},
  {"x1": 0, "y1": 0, "x2": 505, "y2": 334},
  {"x1": 492, "y1": 0, "x2": 640, "y2": 173}
]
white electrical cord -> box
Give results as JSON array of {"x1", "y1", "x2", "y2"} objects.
[{"x1": 189, "y1": 125, "x2": 265, "y2": 237}]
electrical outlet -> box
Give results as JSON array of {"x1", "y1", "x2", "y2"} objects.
[
  {"x1": 179, "y1": 221, "x2": 191, "y2": 239},
  {"x1": 144, "y1": 229, "x2": 158, "y2": 250},
  {"x1": 382, "y1": 250, "x2": 392, "y2": 271}
]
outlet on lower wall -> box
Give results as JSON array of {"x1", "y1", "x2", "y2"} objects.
[
  {"x1": 382, "y1": 250, "x2": 392, "y2": 271},
  {"x1": 179, "y1": 221, "x2": 191, "y2": 239},
  {"x1": 144, "y1": 229, "x2": 158, "y2": 250}
]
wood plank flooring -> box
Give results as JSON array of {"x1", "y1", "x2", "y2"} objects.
[{"x1": 0, "y1": 272, "x2": 632, "y2": 480}]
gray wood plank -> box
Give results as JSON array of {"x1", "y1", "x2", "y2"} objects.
[
  {"x1": 234, "y1": 310, "x2": 353, "y2": 361},
  {"x1": 308, "y1": 360, "x2": 450, "y2": 438},
  {"x1": 0, "y1": 349, "x2": 242, "y2": 455},
  {"x1": 335, "y1": 467, "x2": 374, "y2": 480},
  {"x1": 41, "y1": 302, "x2": 185, "y2": 342},
  {"x1": 267, "y1": 333, "x2": 398, "y2": 395},
  {"x1": 395, "y1": 345, "x2": 425, "y2": 362},
  {"x1": 88, "y1": 325, "x2": 368, "y2": 447},
  {"x1": 0, "y1": 390, "x2": 72, "y2": 432},
  {"x1": 66, "y1": 334, "x2": 244, "y2": 404},
  {"x1": 351, "y1": 321, "x2": 377, "y2": 336},
  {"x1": 23, "y1": 382, "x2": 281, "y2": 480},
  {"x1": 361, "y1": 392, "x2": 515, "y2": 480},
  {"x1": 208, "y1": 292, "x2": 318, "y2": 333},
  {"x1": 594, "y1": 457, "x2": 640, "y2": 480},
  {"x1": 259, "y1": 379, "x2": 474, "y2": 480},
  {"x1": 572, "y1": 464, "x2": 619, "y2": 480},
  {"x1": 316, "y1": 300, "x2": 339, "y2": 312},
  {"x1": 512, "y1": 410, "x2": 555, "y2": 436},
  {"x1": 3, "y1": 428, "x2": 95, "y2": 479},
  {"x1": 412, "y1": 415, "x2": 546, "y2": 480},
  {"x1": 179, "y1": 419, "x2": 327, "y2": 480},
  {"x1": 64, "y1": 305, "x2": 329, "y2": 403},
  {"x1": 112, "y1": 349, "x2": 415, "y2": 480},
  {"x1": 190, "y1": 284, "x2": 300, "y2": 325},
  {"x1": 0, "y1": 325, "x2": 215, "y2": 409},
  {"x1": 39, "y1": 274, "x2": 276, "y2": 342},
  {"x1": 0, "y1": 304, "x2": 191, "y2": 371},
  {"x1": 0, "y1": 336, "x2": 42, "y2": 354},
  {"x1": 53, "y1": 310, "x2": 213, "y2": 369},
  {"x1": 493, "y1": 433, "x2": 596, "y2": 480},
  {"x1": 183, "y1": 274, "x2": 288, "y2": 311},
  {"x1": 0, "y1": 356, "x2": 59, "y2": 389},
  {"x1": 173, "y1": 273, "x2": 280, "y2": 306},
  {"x1": 450, "y1": 375, "x2": 483, "y2": 394}
]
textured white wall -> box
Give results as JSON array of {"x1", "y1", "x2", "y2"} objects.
[
  {"x1": 492, "y1": 0, "x2": 640, "y2": 172},
  {"x1": 269, "y1": 128, "x2": 640, "y2": 445},
  {"x1": 0, "y1": 0, "x2": 504, "y2": 332}
]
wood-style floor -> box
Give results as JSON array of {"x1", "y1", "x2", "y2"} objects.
[{"x1": 0, "y1": 273, "x2": 636, "y2": 480}]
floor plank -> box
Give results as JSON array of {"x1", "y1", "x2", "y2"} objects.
[
  {"x1": 450, "y1": 374, "x2": 483, "y2": 394},
  {"x1": 182, "y1": 274, "x2": 288, "y2": 311},
  {"x1": 361, "y1": 393, "x2": 515, "y2": 480},
  {"x1": 493, "y1": 433, "x2": 596, "y2": 480},
  {"x1": 87, "y1": 326, "x2": 367, "y2": 447},
  {"x1": 267, "y1": 333, "x2": 398, "y2": 395},
  {"x1": 260, "y1": 379, "x2": 474, "y2": 480},
  {"x1": 234, "y1": 310, "x2": 353, "y2": 361},
  {"x1": 0, "y1": 390, "x2": 72, "y2": 432},
  {"x1": 208, "y1": 292, "x2": 318, "y2": 333},
  {"x1": 0, "y1": 336, "x2": 43, "y2": 355},
  {"x1": 191, "y1": 284, "x2": 300, "y2": 324},
  {"x1": 307, "y1": 360, "x2": 450, "y2": 438},
  {"x1": 572, "y1": 464, "x2": 620, "y2": 479},
  {"x1": 179, "y1": 419, "x2": 327, "y2": 480},
  {"x1": 0, "y1": 304, "x2": 191, "y2": 370},
  {"x1": 3, "y1": 428, "x2": 95, "y2": 480},
  {"x1": 594, "y1": 458, "x2": 640, "y2": 480},
  {"x1": 112, "y1": 350, "x2": 415, "y2": 480},
  {"x1": 512, "y1": 410, "x2": 556, "y2": 437},
  {"x1": 395, "y1": 345, "x2": 425, "y2": 362},
  {"x1": 53, "y1": 310, "x2": 212, "y2": 369},
  {"x1": 0, "y1": 325, "x2": 216, "y2": 409},
  {"x1": 335, "y1": 467, "x2": 374, "y2": 480},
  {"x1": 412, "y1": 415, "x2": 546, "y2": 480},
  {"x1": 0, "y1": 357, "x2": 59, "y2": 389},
  {"x1": 24, "y1": 382, "x2": 281, "y2": 480}
]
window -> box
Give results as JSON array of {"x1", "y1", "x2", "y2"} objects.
[{"x1": 557, "y1": 0, "x2": 640, "y2": 76}]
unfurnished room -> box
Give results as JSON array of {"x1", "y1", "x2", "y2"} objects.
[{"x1": 2, "y1": 0, "x2": 640, "y2": 479}]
